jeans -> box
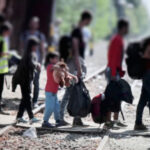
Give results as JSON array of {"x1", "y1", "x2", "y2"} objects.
[
  {"x1": 33, "y1": 72, "x2": 40, "y2": 103},
  {"x1": 60, "y1": 87, "x2": 83, "y2": 124},
  {"x1": 135, "y1": 71, "x2": 150, "y2": 125},
  {"x1": 17, "y1": 83, "x2": 34, "y2": 119},
  {"x1": 0, "y1": 74, "x2": 4, "y2": 100},
  {"x1": 60, "y1": 87, "x2": 70, "y2": 121},
  {"x1": 43, "y1": 92, "x2": 60, "y2": 122},
  {"x1": 105, "y1": 67, "x2": 120, "y2": 84}
]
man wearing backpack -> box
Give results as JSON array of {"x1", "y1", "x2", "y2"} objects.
[
  {"x1": 105, "y1": 19, "x2": 129, "y2": 128},
  {"x1": 20, "y1": 17, "x2": 46, "y2": 108},
  {"x1": 134, "y1": 38, "x2": 150, "y2": 130},
  {"x1": 59, "y1": 11, "x2": 92, "y2": 126}
]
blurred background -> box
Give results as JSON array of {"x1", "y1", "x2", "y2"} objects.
[{"x1": 0, "y1": 0, "x2": 150, "y2": 50}]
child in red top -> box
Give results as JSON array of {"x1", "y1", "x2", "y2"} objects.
[
  {"x1": 42, "y1": 52, "x2": 77, "y2": 128},
  {"x1": 105, "y1": 19, "x2": 129, "y2": 127}
]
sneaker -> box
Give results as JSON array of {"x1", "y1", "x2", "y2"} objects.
[
  {"x1": 72, "y1": 118, "x2": 85, "y2": 127},
  {"x1": 104, "y1": 121, "x2": 114, "y2": 129},
  {"x1": 114, "y1": 120, "x2": 127, "y2": 127},
  {"x1": 33, "y1": 102, "x2": 39, "y2": 109},
  {"x1": 55, "y1": 120, "x2": 69, "y2": 127},
  {"x1": 59, "y1": 120, "x2": 70, "y2": 126},
  {"x1": 134, "y1": 124, "x2": 148, "y2": 131},
  {"x1": 17, "y1": 118, "x2": 28, "y2": 123},
  {"x1": 42, "y1": 121, "x2": 54, "y2": 128},
  {"x1": 30, "y1": 117, "x2": 40, "y2": 124}
]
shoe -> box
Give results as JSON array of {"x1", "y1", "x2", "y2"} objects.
[
  {"x1": 30, "y1": 117, "x2": 40, "y2": 124},
  {"x1": 59, "y1": 120, "x2": 70, "y2": 126},
  {"x1": 72, "y1": 118, "x2": 85, "y2": 127},
  {"x1": 114, "y1": 120, "x2": 127, "y2": 127},
  {"x1": 104, "y1": 121, "x2": 114, "y2": 129},
  {"x1": 17, "y1": 118, "x2": 28, "y2": 123},
  {"x1": 134, "y1": 124, "x2": 148, "y2": 131},
  {"x1": 33, "y1": 102, "x2": 39, "y2": 109},
  {"x1": 42, "y1": 121, "x2": 54, "y2": 128},
  {"x1": 55, "y1": 120, "x2": 69, "y2": 127}
]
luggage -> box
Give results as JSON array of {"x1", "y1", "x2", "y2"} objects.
[
  {"x1": 58, "y1": 35, "x2": 72, "y2": 62},
  {"x1": 91, "y1": 94, "x2": 107, "y2": 124},
  {"x1": 126, "y1": 42, "x2": 144, "y2": 79},
  {"x1": 67, "y1": 80, "x2": 91, "y2": 118}
]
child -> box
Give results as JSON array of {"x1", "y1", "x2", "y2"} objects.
[
  {"x1": 134, "y1": 37, "x2": 150, "y2": 130},
  {"x1": 42, "y1": 52, "x2": 77, "y2": 128},
  {"x1": 0, "y1": 22, "x2": 12, "y2": 113},
  {"x1": 13, "y1": 36, "x2": 41, "y2": 123},
  {"x1": 105, "y1": 19, "x2": 129, "y2": 128}
]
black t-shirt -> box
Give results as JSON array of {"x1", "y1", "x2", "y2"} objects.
[{"x1": 71, "y1": 27, "x2": 85, "y2": 59}]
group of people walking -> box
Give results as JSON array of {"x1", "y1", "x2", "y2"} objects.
[{"x1": 0, "y1": 10, "x2": 150, "y2": 131}]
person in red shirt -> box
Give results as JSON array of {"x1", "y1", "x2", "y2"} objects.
[{"x1": 105, "y1": 19, "x2": 129, "y2": 127}]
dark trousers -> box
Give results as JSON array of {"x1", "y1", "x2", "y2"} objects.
[
  {"x1": 135, "y1": 71, "x2": 150, "y2": 125},
  {"x1": 33, "y1": 72, "x2": 40, "y2": 103},
  {"x1": 135, "y1": 87, "x2": 149, "y2": 125},
  {"x1": 0, "y1": 74, "x2": 4, "y2": 100},
  {"x1": 17, "y1": 84, "x2": 34, "y2": 119}
]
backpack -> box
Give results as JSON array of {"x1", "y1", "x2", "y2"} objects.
[
  {"x1": 118, "y1": 79, "x2": 134, "y2": 104},
  {"x1": 58, "y1": 35, "x2": 72, "y2": 62},
  {"x1": 91, "y1": 94, "x2": 107, "y2": 124},
  {"x1": 126, "y1": 42, "x2": 144, "y2": 79},
  {"x1": 67, "y1": 80, "x2": 91, "y2": 118}
]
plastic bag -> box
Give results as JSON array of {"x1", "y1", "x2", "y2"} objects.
[
  {"x1": 67, "y1": 80, "x2": 91, "y2": 117},
  {"x1": 23, "y1": 127, "x2": 37, "y2": 138}
]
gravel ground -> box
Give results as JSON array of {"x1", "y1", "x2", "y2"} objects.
[
  {"x1": 0, "y1": 127, "x2": 102, "y2": 150},
  {"x1": 104, "y1": 136, "x2": 150, "y2": 150},
  {"x1": 103, "y1": 79, "x2": 150, "y2": 150},
  {"x1": 0, "y1": 41, "x2": 108, "y2": 150}
]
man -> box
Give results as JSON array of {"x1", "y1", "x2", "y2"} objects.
[
  {"x1": 0, "y1": 22, "x2": 12, "y2": 113},
  {"x1": 60, "y1": 11, "x2": 92, "y2": 126},
  {"x1": 20, "y1": 17, "x2": 46, "y2": 108},
  {"x1": 105, "y1": 19, "x2": 129, "y2": 127},
  {"x1": 134, "y1": 38, "x2": 150, "y2": 130}
]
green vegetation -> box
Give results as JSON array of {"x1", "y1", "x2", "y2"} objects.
[{"x1": 56, "y1": 0, "x2": 150, "y2": 40}]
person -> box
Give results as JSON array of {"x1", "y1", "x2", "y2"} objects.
[
  {"x1": 134, "y1": 38, "x2": 150, "y2": 130},
  {"x1": 105, "y1": 19, "x2": 129, "y2": 127},
  {"x1": 82, "y1": 27, "x2": 94, "y2": 56},
  {"x1": 20, "y1": 16, "x2": 46, "y2": 108},
  {"x1": 13, "y1": 36, "x2": 41, "y2": 123},
  {"x1": 42, "y1": 52, "x2": 77, "y2": 128},
  {"x1": 60, "y1": 11, "x2": 92, "y2": 126},
  {"x1": 0, "y1": 22, "x2": 12, "y2": 113}
]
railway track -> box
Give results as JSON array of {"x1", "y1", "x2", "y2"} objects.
[
  {"x1": 0, "y1": 65, "x2": 108, "y2": 150},
  {"x1": 0, "y1": 66, "x2": 144, "y2": 150}
]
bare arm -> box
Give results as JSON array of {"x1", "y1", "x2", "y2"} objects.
[{"x1": 67, "y1": 72, "x2": 78, "y2": 82}]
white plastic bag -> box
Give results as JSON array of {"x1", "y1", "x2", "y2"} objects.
[{"x1": 23, "y1": 127, "x2": 37, "y2": 138}]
